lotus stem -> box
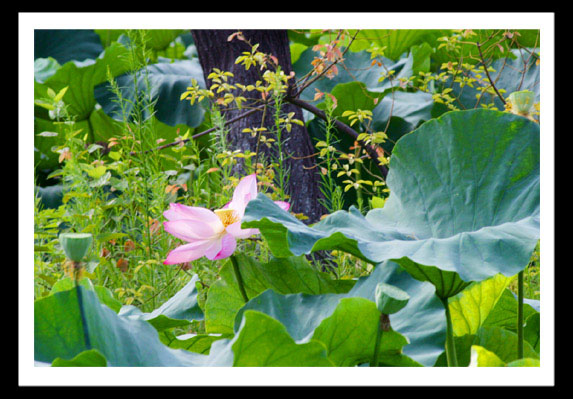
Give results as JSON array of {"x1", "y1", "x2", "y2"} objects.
[
  {"x1": 517, "y1": 270, "x2": 524, "y2": 359},
  {"x1": 371, "y1": 317, "x2": 383, "y2": 367},
  {"x1": 441, "y1": 297, "x2": 458, "y2": 367},
  {"x1": 371, "y1": 313, "x2": 390, "y2": 367},
  {"x1": 73, "y1": 261, "x2": 91, "y2": 349},
  {"x1": 230, "y1": 255, "x2": 249, "y2": 303}
]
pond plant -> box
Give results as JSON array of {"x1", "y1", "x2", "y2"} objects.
[{"x1": 33, "y1": 28, "x2": 542, "y2": 370}]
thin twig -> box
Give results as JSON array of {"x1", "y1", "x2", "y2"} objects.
[
  {"x1": 476, "y1": 41, "x2": 506, "y2": 105},
  {"x1": 129, "y1": 105, "x2": 266, "y2": 156},
  {"x1": 293, "y1": 30, "x2": 359, "y2": 98},
  {"x1": 286, "y1": 96, "x2": 388, "y2": 178}
]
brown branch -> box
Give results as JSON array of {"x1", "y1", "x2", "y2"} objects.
[
  {"x1": 286, "y1": 96, "x2": 388, "y2": 179},
  {"x1": 129, "y1": 105, "x2": 265, "y2": 156},
  {"x1": 293, "y1": 30, "x2": 359, "y2": 98},
  {"x1": 476, "y1": 41, "x2": 506, "y2": 105}
]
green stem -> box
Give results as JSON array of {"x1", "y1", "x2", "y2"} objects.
[
  {"x1": 355, "y1": 162, "x2": 364, "y2": 212},
  {"x1": 230, "y1": 255, "x2": 249, "y2": 303},
  {"x1": 441, "y1": 296, "x2": 458, "y2": 367},
  {"x1": 370, "y1": 314, "x2": 385, "y2": 367},
  {"x1": 517, "y1": 270, "x2": 524, "y2": 359},
  {"x1": 73, "y1": 262, "x2": 91, "y2": 349}
]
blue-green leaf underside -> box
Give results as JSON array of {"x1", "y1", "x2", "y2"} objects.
[
  {"x1": 235, "y1": 260, "x2": 446, "y2": 367},
  {"x1": 244, "y1": 109, "x2": 540, "y2": 285}
]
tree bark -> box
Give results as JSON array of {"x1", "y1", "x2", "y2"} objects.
[{"x1": 191, "y1": 29, "x2": 325, "y2": 223}]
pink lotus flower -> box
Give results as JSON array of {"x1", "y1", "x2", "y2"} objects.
[{"x1": 163, "y1": 174, "x2": 289, "y2": 264}]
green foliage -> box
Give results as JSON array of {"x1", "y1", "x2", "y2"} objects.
[
  {"x1": 448, "y1": 274, "x2": 513, "y2": 337},
  {"x1": 312, "y1": 297, "x2": 417, "y2": 366},
  {"x1": 235, "y1": 260, "x2": 446, "y2": 367},
  {"x1": 33, "y1": 28, "x2": 542, "y2": 369},
  {"x1": 35, "y1": 30, "x2": 104, "y2": 65},
  {"x1": 205, "y1": 254, "x2": 354, "y2": 334},
  {"x1": 348, "y1": 29, "x2": 448, "y2": 61},
  {"x1": 244, "y1": 109, "x2": 540, "y2": 285},
  {"x1": 52, "y1": 349, "x2": 108, "y2": 367},
  {"x1": 470, "y1": 345, "x2": 539, "y2": 367},
  {"x1": 95, "y1": 60, "x2": 206, "y2": 128}
]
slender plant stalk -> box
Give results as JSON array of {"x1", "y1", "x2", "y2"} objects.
[
  {"x1": 441, "y1": 297, "x2": 458, "y2": 367},
  {"x1": 285, "y1": 96, "x2": 388, "y2": 178},
  {"x1": 476, "y1": 41, "x2": 506, "y2": 105},
  {"x1": 371, "y1": 313, "x2": 391, "y2": 367},
  {"x1": 230, "y1": 255, "x2": 249, "y2": 303},
  {"x1": 73, "y1": 261, "x2": 91, "y2": 349},
  {"x1": 370, "y1": 314, "x2": 384, "y2": 367},
  {"x1": 272, "y1": 96, "x2": 289, "y2": 200},
  {"x1": 517, "y1": 270, "x2": 524, "y2": 359},
  {"x1": 253, "y1": 104, "x2": 268, "y2": 173}
]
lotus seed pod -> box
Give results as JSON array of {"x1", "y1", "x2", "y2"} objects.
[
  {"x1": 508, "y1": 90, "x2": 535, "y2": 116},
  {"x1": 374, "y1": 282, "x2": 410, "y2": 315},
  {"x1": 59, "y1": 233, "x2": 93, "y2": 262}
]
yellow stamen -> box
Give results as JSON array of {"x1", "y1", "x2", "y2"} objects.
[{"x1": 214, "y1": 209, "x2": 239, "y2": 228}]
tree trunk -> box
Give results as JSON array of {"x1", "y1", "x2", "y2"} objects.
[{"x1": 191, "y1": 29, "x2": 325, "y2": 223}]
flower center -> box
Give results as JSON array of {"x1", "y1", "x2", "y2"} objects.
[{"x1": 214, "y1": 209, "x2": 239, "y2": 228}]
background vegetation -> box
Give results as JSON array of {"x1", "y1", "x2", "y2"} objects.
[{"x1": 33, "y1": 28, "x2": 541, "y2": 368}]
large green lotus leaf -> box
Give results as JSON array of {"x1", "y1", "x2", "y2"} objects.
[
  {"x1": 35, "y1": 184, "x2": 64, "y2": 210},
  {"x1": 34, "y1": 117, "x2": 91, "y2": 170},
  {"x1": 371, "y1": 90, "x2": 435, "y2": 154},
  {"x1": 243, "y1": 109, "x2": 540, "y2": 286},
  {"x1": 472, "y1": 326, "x2": 539, "y2": 363},
  {"x1": 34, "y1": 57, "x2": 61, "y2": 84},
  {"x1": 143, "y1": 30, "x2": 186, "y2": 51},
  {"x1": 325, "y1": 81, "x2": 385, "y2": 121},
  {"x1": 235, "y1": 260, "x2": 446, "y2": 367},
  {"x1": 450, "y1": 49, "x2": 539, "y2": 110},
  {"x1": 392, "y1": 257, "x2": 472, "y2": 299},
  {"x1": 524, "y1": 312, "x2": 540, "y2": 353},
  {"x1": 35, "y1": 287, "x2": 334, "y2": 366},
  {"x1": 373, "y1": 90, "x2": 434, "y2": 131},
  {"x1": 118, "y1": 274, "x2": 203, "y2": 331},
  {"x1": 313, "y1": 31, "x2": 434, "y2": 82},
  {"x1": 347, "y1": 29, "x2": 449, "y2": 60},
  {"x1": 52, "y1": 349, "x2": 108, "y2": 367},
  {"x1": 435, "y1": 325, "x2": 539, "y2": 367},
  {"x1": 94, "y1": 59, "x2": 206, "y2": 128},
  {"x1": 88, "y1": 108, "x2": 125, "y2": 142},
  {"x1": 482, "y1": 288, "x2": 539, "y2": 332},
  {"x1": 35, "y1": 287, "x2": 209, "y2": 366},
  {"x1": 290, "y1": 43, "x2": 308, "y2": 64},
  {"x1": 311, "y1": 297, "x2": 421, "y2": 367},
  {"x1": 95, "y1": 29, "x2": 125, "y2": 47},
  {"x1": 287, "y1": 30, "x2": 323, "y2": 47},
  {"x1": 37, "y1": 42, "x2": 131, "y2": 121},
  {"x1": 35, "y1": 30, "x2": 104, "y2": 65},
  {"x1": 50, "y1": 277, "x2": 122, "y2": 313},
  {"x1": 88, "y1": 107, "x2": 193, "y2": 158},
  {"x1": 410, "y1": 42, "x2": 433, "y2": 77},
  {"x1": 448, "y1": 274, "x2": 513, "y2": 337},
  {"x1": 469, "y1": 345, "x2": 540, "y2": 367},
  {"x1": 95, "y1": 29, "x2": 185, "y2": 50},
  {"x1": 431, "y1": 30, "x2": 539, "y2": 67},
  {"x1": 506, "y1": 358, "x2": 541, "y2": 367},
  {"x1": 293, "y1": 48, "x2": 416, "y2": 104},
  {"x1": 231, "y1": 311, "x2": 332, "y2": 366},
  {"x1": 159, "y1": 331, "x2": 229, "y2": 354},
  {"x1": 469, "y1": 345, "x2": 506, "y2": 367},
  {"x1": 204, "y1": 254, "x2": 354, "y2": 334}
]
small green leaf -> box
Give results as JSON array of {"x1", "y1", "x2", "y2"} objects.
[{"x1": 52, "y1": 349, "x2": 108, "y2": 367}]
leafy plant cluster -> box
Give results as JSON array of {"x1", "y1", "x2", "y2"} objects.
[{"x1": 33, "y1": 29, "x2": 541, "y2": 369}]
